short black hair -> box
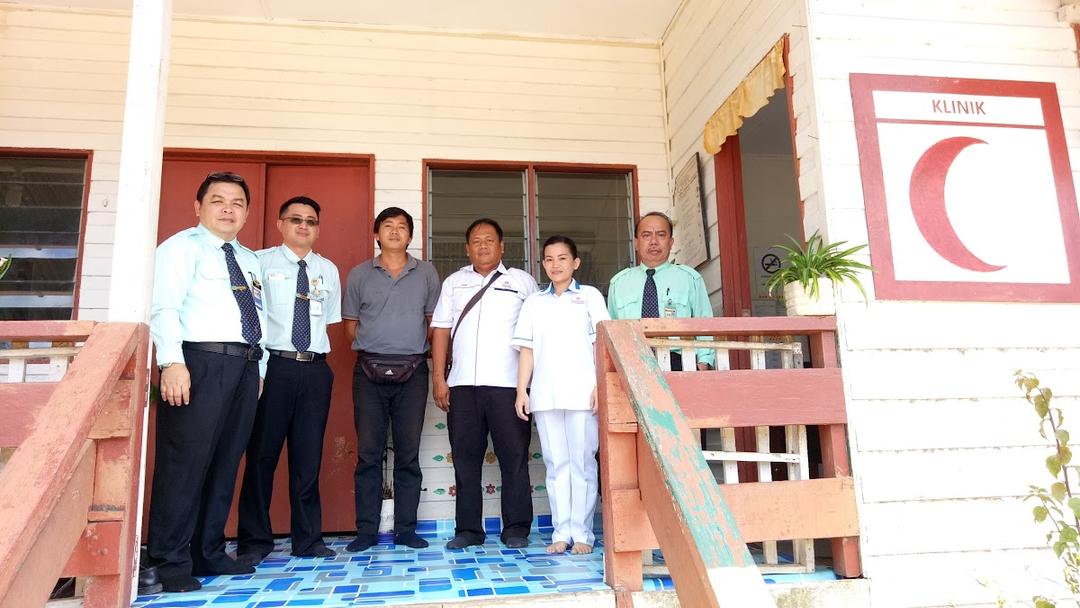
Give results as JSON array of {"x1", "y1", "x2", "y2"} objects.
[
  {"x1": 634, "y1": 211, "x2": 673, "y2": 237},
  {"x1": 542, "y1": 234, "x2": 578, "y2": 259},
  {"x1": 196, "y1": 172, "x2": 250, "y2": 206},
  {"x1": 373, "y1": 206, "x2": 414, "y2": 238},
  {"x1": 279, "y1": 195, "x2": 321, "y2": 218},
  {"x1": 466, "y1": 218, "x2": 503, "y2": 242}
]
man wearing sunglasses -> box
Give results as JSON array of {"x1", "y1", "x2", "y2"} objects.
[
  {"x1": 148, "y1": 171, "x2": 267, "y2": 593},
  {"x1": 236, "y1": 196, "x2": 341, "y2": 567}
]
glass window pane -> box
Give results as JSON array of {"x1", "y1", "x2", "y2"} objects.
[
  {"x1": 428, "y1": 169, "x2": 527, "y2": 279},
  {"x1": 536, "y1": 172, "x2": 633, "y2": 296},
  {"x1": 0, "y1": 156, "x2": 86, "y2": 320}
]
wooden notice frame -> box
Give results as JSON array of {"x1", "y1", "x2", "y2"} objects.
[{"x1": 673, "y1": 152, "x2": 709, "y2": 267}]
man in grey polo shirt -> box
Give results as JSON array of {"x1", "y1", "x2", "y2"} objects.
[{"x1": 342, "y1": 206, "x2": 440, "y2": 552}]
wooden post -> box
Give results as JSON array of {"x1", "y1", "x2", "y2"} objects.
[
  {"x1": 105, "y1": 1, "x2": 171, "y2": 601},
  {"x1": 107, "y1": 0, "x2": 172, "y2": 323},
  {"x1": 597, "y1": 336, "x2": 644, "y2": 602},
  {"x1": 809, "y1": 330, "x2": 862, "y2": 577}
]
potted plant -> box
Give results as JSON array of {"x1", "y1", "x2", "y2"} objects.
[{"x1": 764, "y1": 231, "x2": 872, "y2": 316}]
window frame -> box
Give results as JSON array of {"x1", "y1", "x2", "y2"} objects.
[
  {"x1": 422, "y1": 159, "x2": 640, "y2": 281},
  {"x1": 0, "y1": 147, "x2": 93, "y2": 320}
]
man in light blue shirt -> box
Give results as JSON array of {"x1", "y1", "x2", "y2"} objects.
[
  {"x1": 607, "y1": 211, "x2": 715, "y2": 370},
  {"x1": 148, "y1": 172, "x2": 267, "y2": 593},
  {"x1": 237, "y1": 196, "x2": 341, "y2": 566}
]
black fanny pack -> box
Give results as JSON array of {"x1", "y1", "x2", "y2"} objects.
[{"x1": 358, "y1": 352, "x2": 425, "y2": 384}]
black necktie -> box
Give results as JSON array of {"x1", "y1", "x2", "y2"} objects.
[
  {"x1": 222, "y1": 242, "x2": 261, "y2": 347},
  {"x1": 292, "y1": 259, "x2": 311, "y2": 352},
  {"x1": 641, "y1": 268, "x2": 659, "y2": 318}
]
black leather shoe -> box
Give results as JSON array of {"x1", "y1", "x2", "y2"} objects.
[
  {"x1": 160, "y1": 575, "x2": 202, "y2": 593},
  {"x1": 346, "y1": 534, "x2": 377, "y2": 552},
  {"x1": 294, "y1": 545, "x2": 336, "y2": 558},
  {"x1": 236, "y1": 552, "x2": 266, "y2": 568},
  {"x1": 445, "y1": 534, "x2": 484, "y2": 550},
  {"x1": 137, "y1": 549, "x2": 163, "y2": 595},
  {"x1": 192, "y1": 556, "x2": 255, "y2": 576},
  {"x1": 394, "y1": 532, "x2": 430, "y2": 549},
  {"x1": 503, "y1": 536, "x2": 529, "y2": 549}
]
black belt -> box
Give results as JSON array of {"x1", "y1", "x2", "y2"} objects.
[
  {"x1": 269, "y1": 349, "x2": 327, "y2": 362},
  {"x1": 182, "y1": 341, "x2": 263, "y2": 362}
]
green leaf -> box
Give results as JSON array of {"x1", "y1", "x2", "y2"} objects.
[
  {"x1": 1068, "y1": 497, "x2": 1080, "y2": 518},
  {"x1": 1034, "y1": 505, "x2": 1049, "y2": 522},
  {"x1": 1047, "y1": 455, "x2": 1062, "y2": 477},
  {"x1": 1034, "y1": 598, "x2": 1055, "y2": 608},
  {"x1": 1034, "y1": 394, "x2": 1050, "y2": 418},
  {"x1": 1060, "y1": 445, "x2": 1073, "y2": 467},
  {"x1": 1059, "y1": 526, "x2": 1078, "y2": 543},
  {"x1": 1057, "y1": 429, "x2": 1071, "y2": 445},
  {"x1": 1052, "y1": 482, "x2": 1068, "y2": 502},
  {"x1": 1054, "y1": 540, "x2": 1067, "y2": 557}
]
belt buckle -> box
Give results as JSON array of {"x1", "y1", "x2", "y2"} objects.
[
  {"x1": 247, "y1": 347, "x2": 263, "y2": 362},
  {"x1": 296, "y1": 351, "x2": 314, "y2": 362}
]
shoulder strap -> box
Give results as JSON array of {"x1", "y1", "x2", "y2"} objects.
[{"x1": 450, "y1": 270, "x2": 503, "y2": 348}]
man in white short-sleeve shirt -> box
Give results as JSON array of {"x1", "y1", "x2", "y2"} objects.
[{"x1": 430, "y1": 218, "x2": 538, "y2": 550}]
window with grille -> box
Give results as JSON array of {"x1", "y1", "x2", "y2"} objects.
[
  {"x1": 426, "y1": 166, "x2": 634, "y2": 295},
  {"x1": 0, "y1": 155, "x2": 88, "y2": 320}
]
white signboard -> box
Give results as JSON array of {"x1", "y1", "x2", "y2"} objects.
[{"x1": 672, "y1": 153, "x2": 708, "y2": 267}]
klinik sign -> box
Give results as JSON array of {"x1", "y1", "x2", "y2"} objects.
[{"x1": 850, "y1": 74, "x2": 1080, "y2": 302}]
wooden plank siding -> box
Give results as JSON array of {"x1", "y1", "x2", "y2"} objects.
[
  {"x1": 660, "y1": 0, "x2": 813, "y2": 312},
  {"x1": 0, "y1": 4, "x2": 670, "y2": 319},
  {"x1": 804, "y1": 0, "x2": 1080, "y2": 606}
]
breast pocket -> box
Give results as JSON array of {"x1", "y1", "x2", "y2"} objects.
[
  {"x1": 489, "y1": 288, "x2": 525, "y2": 321},
  {"x1": 265, "y1": 274, "x2": 296, "y2": 310}
]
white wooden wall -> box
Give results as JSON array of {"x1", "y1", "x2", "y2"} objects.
[
  {"x1": 660, "y1": 0, "x2": 812, "y2": 313},
  {"x1": 0, "y1": 5, "x2": 669, "y2": 318},
  {"x1": 0, "y1": 5, "x2": 669, "y2": 522},
  {"x1": 807, "y1": 1, "x2": 1080, "y2": 605}
]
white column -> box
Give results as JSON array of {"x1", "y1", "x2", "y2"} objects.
[{"x1": 107, "y1": 0, "x2": 173, "y2": 323}]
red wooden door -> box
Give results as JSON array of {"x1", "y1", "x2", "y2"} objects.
[
  {"x1": 144, "y1": 157, "x2": 371, "y2": 539},
  {"x1": 256, "y1": 164, "x2": 372, "y2": 534}
]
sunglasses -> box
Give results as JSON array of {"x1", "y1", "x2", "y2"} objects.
[{"x1": 283, "y1": 215, "x2": 319, "y2": 227}]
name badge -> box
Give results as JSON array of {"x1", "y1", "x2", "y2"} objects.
[
  {"x1": 663, "y1": 299, "x2": 675, "y2": 319},
  {"x1": 310, "y1": 299, "x2": 323, "y2": 317},
  {"x1": 252, "y1": 279, "x2": 264, "y2": 310}
]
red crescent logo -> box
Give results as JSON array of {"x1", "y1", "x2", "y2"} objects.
[{"x1": 909, "y1": 136, "x2": 1006, "y2": 273}]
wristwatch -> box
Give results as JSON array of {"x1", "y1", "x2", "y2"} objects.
[{"x1": 159, "y1": 362, "x2": 176, "y2": 371}]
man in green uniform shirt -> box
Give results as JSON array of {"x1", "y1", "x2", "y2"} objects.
[{"x1": 607, "y1": 211, "x2": 715, "y2": 371}]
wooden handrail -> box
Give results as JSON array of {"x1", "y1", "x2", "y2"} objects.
[
  {"x1": 597, "y1": 317, "x2": 861, "y2": 607},
  {"x1": 0, "y1": 321, "x2": 149, "y2": 608}
]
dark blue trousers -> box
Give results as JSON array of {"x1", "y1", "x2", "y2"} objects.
[
  {"x1": 237, "y1": 355, "x2": 333, "y2": 557},
  {"x1": 147, "y1": 346, "x2": 259, "y2": 578}
]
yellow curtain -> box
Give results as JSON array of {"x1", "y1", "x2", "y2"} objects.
[{"x1": 703, "y1": 38, "x2": 787, "y2": 155}]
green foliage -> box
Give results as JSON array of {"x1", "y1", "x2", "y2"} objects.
[
  {"x1": 763, "y1": 231, "x2": 873, "y2": 301},
  {"x1": 1015, "y1": 371, "x2": 1080, "y2": 607}
]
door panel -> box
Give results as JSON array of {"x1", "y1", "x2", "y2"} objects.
[
  {"x1": 237, "y1": 163, "x2": 372, "y2": 535},
  {"x1": 144, "y1": 158, "x2": 371, "y2": 540},
  {"x1": 156, "y1": 161, "x2": 266, "y2": 245}
]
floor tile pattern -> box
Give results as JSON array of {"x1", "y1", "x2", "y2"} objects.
[{"x1": 131, "y1": 516, "x2": 834, "y2": 607}]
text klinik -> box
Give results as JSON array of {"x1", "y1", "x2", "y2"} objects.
[{"x1": 932, "y1": 99, "x2": 986, "y2": 115}]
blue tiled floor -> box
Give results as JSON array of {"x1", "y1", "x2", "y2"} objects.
[
  {"x1": 131, "y1": 517, "x2": 837, "y2": 607},
  {"x1": 132, "y1": 516, "x2": 628, "y2": 607}
]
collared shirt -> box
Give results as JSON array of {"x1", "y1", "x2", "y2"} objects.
[
  {"x1": 431, "y1": 262, "x2": 538, "y2": 388},
  {"x1": 258, "y1": 245, "x2": 342, "y2": 354},
  {"x1": 342, "y1": 254, "x2": 440, "y2": 355},
  {"x1": 606, "y1": 261, "x2": 716, "y2": 367},
  {"x1": 512, "y1": 280, "x2": 609, "y2": 412},
  {"x1": 150, "y1": 223, "x2": 268, "y2": 374}
]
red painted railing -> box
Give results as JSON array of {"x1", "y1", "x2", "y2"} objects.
[
  {"x1": 0, "y1": 321, "x2": 149, "y2": 608},
  {"x1": 597, "y1": 317, "x2": 861, "y2": 607}
]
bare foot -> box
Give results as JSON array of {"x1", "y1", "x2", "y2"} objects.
[
  {"x1": 546, "y1": 541, "x2": 569, "y2": 554},
  {"x1": 571, "y1": 543, "x2": 593, "y2": 555}
]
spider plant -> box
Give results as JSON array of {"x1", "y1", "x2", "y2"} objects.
[{"x1": 764, "y1": 231, "x2": 873, "y2": 301}]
